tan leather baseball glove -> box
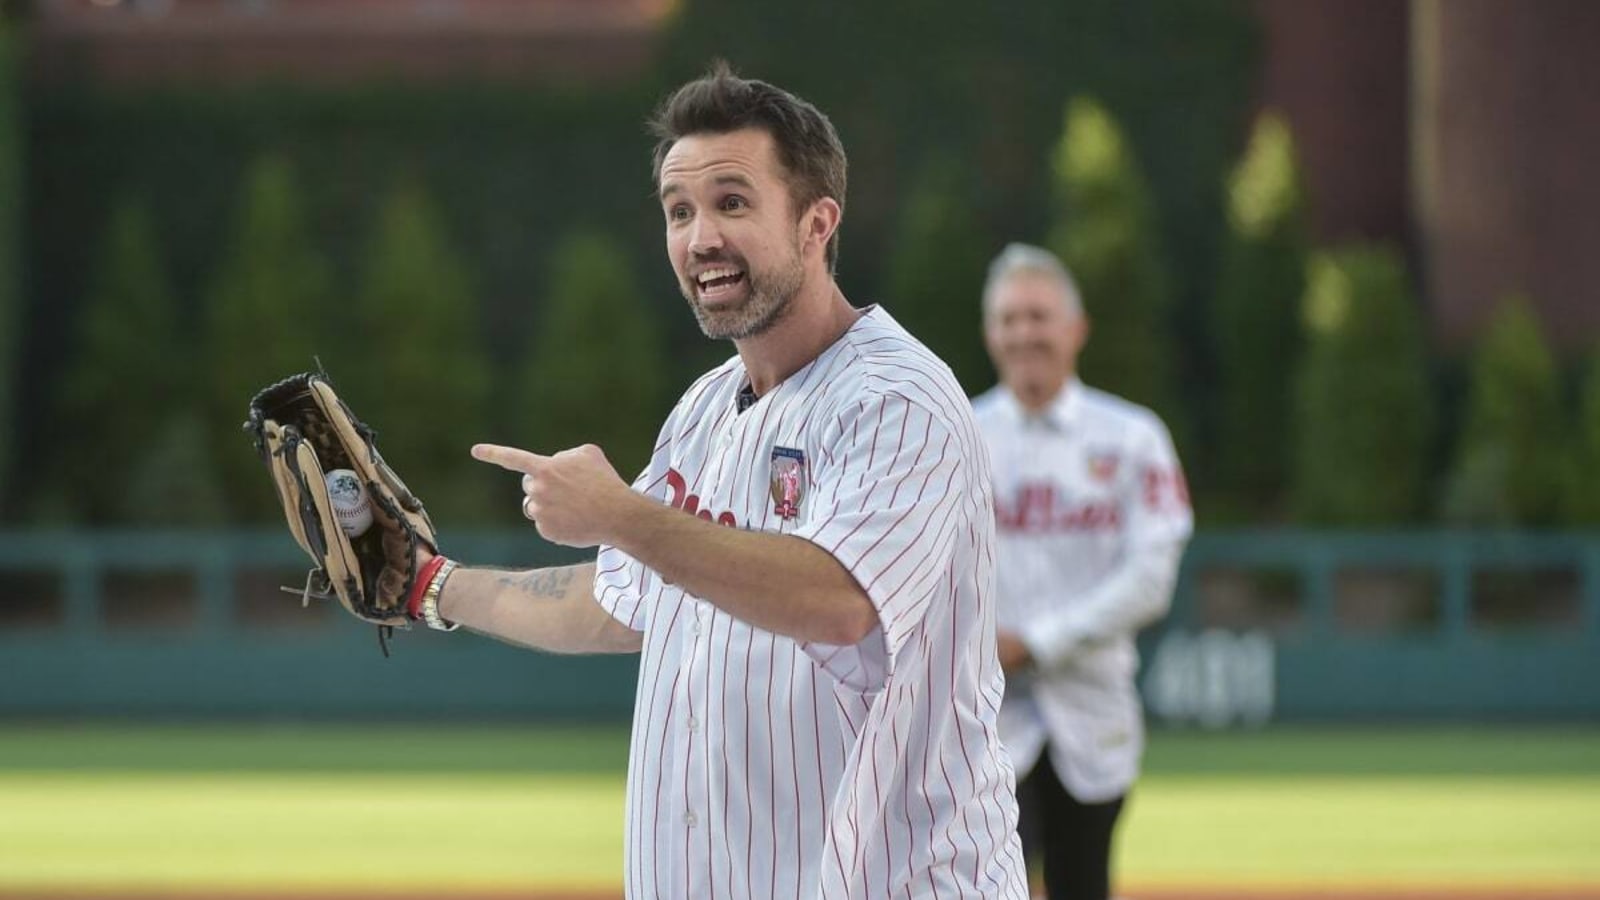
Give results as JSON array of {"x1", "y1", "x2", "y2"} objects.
[{"x1": 244, "y1": 372, "x2": 439, "y2": 647}]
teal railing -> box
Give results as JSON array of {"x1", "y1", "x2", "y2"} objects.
[
  {"x1": 1148, "y1": 531, "x2": 1600, "y2": 724},
  {"x1": 0, "y1": 530, "x2": 635, "y2": 719},
  {"x1": 2, "y1": 530, "x2": 1598, "y2": 722}
]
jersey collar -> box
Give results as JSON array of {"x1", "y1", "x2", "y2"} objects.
[
  {"x1": 732, "y1": 304, "x2": 882, "y2": 414},
  {"x1": 1001, "y1": 377, "x2": 1083, "y2": 432}
]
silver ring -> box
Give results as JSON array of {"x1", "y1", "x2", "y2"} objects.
[{"x1": 522, "y1": 495, "x2": 536, "y2": 521}]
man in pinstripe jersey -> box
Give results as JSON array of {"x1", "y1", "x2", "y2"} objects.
[
  {"x1": 411, "y1": 64, "x2": 1028, "y2": 899},
  {"x1": 973, "y1": 244, "x2": 1192, "y2": 900}
]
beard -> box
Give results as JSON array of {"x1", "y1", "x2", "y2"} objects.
[{"x1": 681, "y1": 239, "x2": 806, "y2": 341}]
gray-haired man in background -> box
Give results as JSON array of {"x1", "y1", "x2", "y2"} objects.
[{"x1": 972, "y1": 243, "x2": 1192, "y2": 900}]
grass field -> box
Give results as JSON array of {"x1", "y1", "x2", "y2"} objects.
[{"x1": 1, "y1": 724, "x2": 1597, "y2": 898}]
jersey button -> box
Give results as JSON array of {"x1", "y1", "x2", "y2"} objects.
[
  {"x1": 687, "y1": 715, "x2": 699, "y2": 732},
  {"x1": 684, "y1": 811, "x2": 698, "y2": 828}
]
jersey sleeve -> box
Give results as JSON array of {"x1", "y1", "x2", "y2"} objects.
[
  {"x1": 789, "y1": 392, "x2": 969, "y2": 689},
  {"x1": 1125, "y1": 413, "x2": 1193, "y2": 546},
  {"x1": 593, "y1": 416, "x2": 678, "y2": 632}
]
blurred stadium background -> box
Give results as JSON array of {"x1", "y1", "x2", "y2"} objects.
[{"x1": 2, "y1": 0, "x2": 1598, "y2": 897}]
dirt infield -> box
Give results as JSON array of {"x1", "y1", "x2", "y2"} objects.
[
  {"x1": 1132, "y1": 883, "x2": 1600, "y2": 890},
  {"x1": 7, "y1": 888, "x2": 1600, "y2": 900}
]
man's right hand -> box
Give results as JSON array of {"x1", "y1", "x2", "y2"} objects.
[{"x1": 997, "y1": 631, "x2": 1034, "y2": 675}]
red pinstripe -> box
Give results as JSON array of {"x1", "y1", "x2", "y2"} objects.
[
  {"x1": 765, "y1": 633, "x2": 779, "y2": 900},
  {"x1": 742, "y1": 624, "x2": 755, "y2": 900}
]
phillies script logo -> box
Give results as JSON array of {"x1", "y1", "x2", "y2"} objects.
[
  {"x1": 995, "y1": 482, "x2": 1121, "y2": 533},
  {"x1": 665, "y1": 468, "x2": 739, "y2": 527}
]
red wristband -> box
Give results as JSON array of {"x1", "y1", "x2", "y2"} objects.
[{"x1": 406, "y1": 554, "x2": 449, "y2": 621}]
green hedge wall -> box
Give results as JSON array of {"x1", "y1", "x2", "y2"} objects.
[
  {"x1": 0, "y1": 24, "x2": 20, "y2": 518},
  {"x1": 15, "y1": 0, "x2": 1261, "y2": 523},
  {"x1": 21, "y1": 83, "x2": 683, "y2": 522}
]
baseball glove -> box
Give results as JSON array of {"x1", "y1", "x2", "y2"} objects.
[{"x1": 244, "y1": 372, "x2": 438, "y2": 647}]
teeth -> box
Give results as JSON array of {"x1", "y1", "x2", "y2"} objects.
[{"x1": 697, "y1": 267, "x2": 740, "y2": 285}]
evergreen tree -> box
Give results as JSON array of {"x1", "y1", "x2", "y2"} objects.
[
  {"x1": 201, "y1": 156, "x2": 334, "y2": 522},
  {"x1": 657, "y1": 0, "x2": 1257, "y2": 315},
  {"x1": 1212, "y1": 113, "x2": 1308, "y2": 522},
  {"x1": 1442, "y1": 296, "x2": 1570, "y2": 526},
  {"x1": 1571, "y1": 351, "x2": 1600, "y2": 526},
  {"x1": 342, "y1": 178, "x2": 492, "y2": 524},
  {"x1": 1046, "y1": 96, "x2": 1184, "y2": 443},
  {"x1": 121, "y1": 412, "x2": 227, "y2": 527},
  {"x1": 55, "y1": 199, "x2": 188, "y2": 523},
  {"x1": 516, "y1": 232, "x2": 665, "y2": 484},
  {"x1": 1291, "y1": 247, "x2": 1432, "y2": 525},
  {"x1": 0, "y1": 25, "x2": 20, "y2": 518},
  {"x1": 883, "y1": 155, "x2": 993, "y2": 395}
]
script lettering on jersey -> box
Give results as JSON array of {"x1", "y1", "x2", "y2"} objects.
[
  {"x1": 665, "y1": 468, "x2": 740, "y2": 527},
  {"x1": 995, "y1": 481, "x2": 1122, "y2": 533}
]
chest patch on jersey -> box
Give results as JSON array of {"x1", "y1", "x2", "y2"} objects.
[
  {"x1": 769, "y1": 446, "x2": 807, "y2": 520},
  {"x1": 1087, "y1": 450, "x2": 1121, "y2": 483}
]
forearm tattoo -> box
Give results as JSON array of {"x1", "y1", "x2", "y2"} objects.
[{"x1": 493, "y1": 566, "x2": 577, "y2": 601}]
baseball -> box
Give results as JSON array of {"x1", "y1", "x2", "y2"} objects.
[{"x1": 324, "y1": 468, "x2": 373, "y2": 538}]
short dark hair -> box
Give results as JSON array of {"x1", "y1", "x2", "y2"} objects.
[{"x1": 649, "y1": 62, "x2": 848, "y2": 272}]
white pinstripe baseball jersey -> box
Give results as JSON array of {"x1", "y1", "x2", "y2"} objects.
[
  {"x1": 973, "y1": 380, "x2": 1191, "y2": 802},
  {"x1": 595, "y1": 306, "x2": 1028, "y2": 900}
]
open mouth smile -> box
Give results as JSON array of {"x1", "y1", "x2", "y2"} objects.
[{"x1": 695, "y1": 266, "x2": 748, "y2": 301}]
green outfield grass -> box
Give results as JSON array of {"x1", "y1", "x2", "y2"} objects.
[{"x1": 1, "y1": 724, "x2": 1597, "y2": 893}]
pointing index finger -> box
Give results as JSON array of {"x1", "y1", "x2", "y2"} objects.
[{"x1": 471, "y1": 443, "x2": 550, "y2": 473}]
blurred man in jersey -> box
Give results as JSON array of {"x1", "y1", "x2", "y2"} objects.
[
  {"x1": 972, "y1": 244, "x2": 1192, "y2": 900},
  {"x1": 403, "y1": 65, "x2": 1028, "y2": 899}
]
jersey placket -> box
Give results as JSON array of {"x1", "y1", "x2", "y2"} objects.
[
  {"x1": 679, "y1": 407, "x2": 744, "y2": 898},
  {"x1": 676, "y1": 599, "x2": 713, "y2": 898}
]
